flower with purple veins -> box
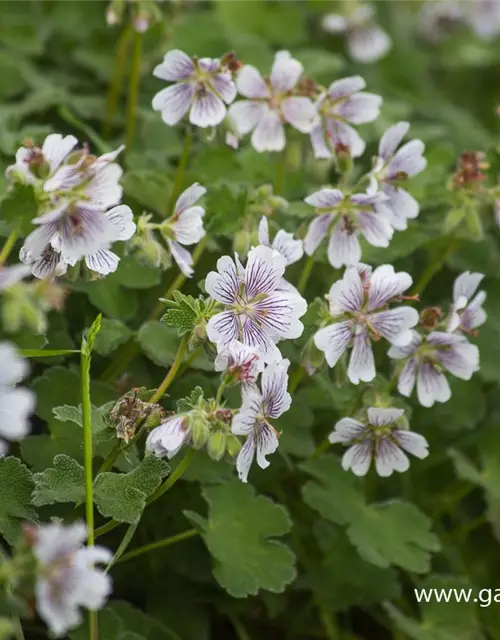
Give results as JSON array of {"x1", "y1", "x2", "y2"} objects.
[
  {"x1": 388, "y1": 330, "x2": 480, "y2": 408},
  {"x1": 160, "y1": 182, "x2": 206, "y2": 278},
  {"x1": 369, "y1": 122, "x2": 427, "y2": 231},
  {"x1": 152, "y1": 50, "x2": 236, "y2": 128},
  {"x1": 232, "y1": 358, "x2": 290, "y2": 482},
  {"x1": 228, "y1": 51, "x2": 318, "y2": 153},
  {"x1": 330, "y1": 407, "x2": 429, "y2": 477},
  {"x1": 205, "y1": 245, "x2": 307, "y2": 364},
  {"x1": 214, "y1": 340, "x2": 265, "y2": 388},
  {"x1": 314, "y1": 264, "x2": 419, "y2": 384},
  {"x1": 310, "y1": 76, "x2": 382, "y2": 160},
  {"x1": 146, "y1": 414, "x2": 191, "y2": 459},
  {"x1": 447, "y1": 271, "x2": 487, "y2": 333},
  {"x1": 322, "y1": 4, "x2": 392, "y2": 64},
  {"x1": 258, "y1": 216, "x2": 303, "y2": 266},
  {"x1": 304, "y1": 188, "x2": 393, "y2": 268},
  {"x1": 6, "y1": 134, "x2": 78, "y2": 185}
]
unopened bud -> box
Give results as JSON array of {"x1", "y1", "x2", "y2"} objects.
[
  {"x1": 335, "y1": 143, "x2": 353, "y2": 175},
  {"x1": 144, "y1": 406, "x2": 164, "y2": 430},
  {"x1": 233, "y1": 229, "x2": 251, "y2": 257},
  {"x1": 420, "y1": 306, "x2": 442, "y2": 329},
  {"x1": 226, "y1": 434, "x2": 242, "y2": 457},
  {"x1": 189, "y1": 414, "x2": 209, "y2": 449},
  {"x1": 207, "y1": 431, "x2": 226, "y2": 461}
]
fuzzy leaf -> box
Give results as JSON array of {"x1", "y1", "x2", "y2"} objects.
[
  {"x1": 93, "y1": 318, "x2": 133, "y2": 356},
  {"x1": 0, "y1": 457, "x2": 37, "y2": 543},
  {"x1": 137, "y1": 321, "x2": 183, "y2": 367},
  {"x1": 0, "y1": 183, "x2": 37, "y2": 235},
  {"x1": 53, "y1": 403, "x2": 114, "y2": 444},
  {"x1": 32, "y1": 454, "x2": 85, "y2": 506}
]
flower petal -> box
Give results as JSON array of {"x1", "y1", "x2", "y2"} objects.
[
  {"x1": 240, "y1": 316, "x2": 283, "y2": 364},
  {"x1": 251, "y1": 108, "x2": 285, "y2": 152},
  {"x1": 310, "y1": 123, "x2": 332, "y2": 159},
  {"x1": 326, "y1": 121, "x2": 366, "y2": 158},
  {"x1": 270, "y1": 50, "x2": 302, "y2": 91},
  {"x1": 357, "y1": 209, "x2": 393, "y2": 248},
  {"x1": 327, "y1": 76, "x2": 366, "y2": 100},
  {"x1": 174, "y1": 182, "x2": 207, "y2": 215},
  {"x1": 41, "y1": 134, "x2": 78, "y2": 172},
  {"x1": 213, "y1": 72, "x2": 237, "y2": 104},
  {"x1": 228, "y1": 100, "x2": 267, "y2": 136},
  {"x1": 348, "y1": 26, "x2": 392, "y2": 63},
  {"x1": 453, "y1": 271, "x2": 484, "y2": 305},
  {"x1": 378, "y1": 121, "x2": 410, "y2": 160},
  {"x1": 367, "y1": 264, "x2": 413, "y2": 310},
  {"x1": 0, "y1": 388, "x2": 35, "y2": 442},
  {"x1": 314, "y1": 321, "x2": 353, "y2": 368},
  {"x1": 335, "y1": 91, "x2": 383, "y2": 124},
  {"x1": 328, "y1": 266, "x2": 364, "y2": 313},
  {"x1": 328, "y1": 221, "x2": 362, "y2": 268},
  {"x1": 232, "y1": 388, "x2": 261, "y2": 436},
  {"x1": 329, "y1": 417, "x2": 366, "y2": 443},
  {"x1": 205, "y1": 255, "x2": 240, "y2": 304},
  {"x1": 189, "y1": 91, "x2": 226, "y2": 128},
  {"x1": 105, "y1": 205, "x2": 136, "y2": 241},
  {"x1": 375, "y1": 439, "x2": 409, "y2": 477},
  {"x1": 244, "y1": 245, "x2": 286, "y2": 298},
  {"x1": 417, "y1": 363, "x2": 451, "y2": 408},
  {"x1": 59, "y1": 209, "x2": 116, "y2": 266},
  {"x1": 393, "y1": 430, "x2": 429, "y2": 459},
  {"x1": 252, "y1": 292, "x2": 307, "y2": 340},
  {"x1": 397, "y1": 357, "x2": 418, "y2": 398},
  {"x1": 171, "y1": 207, "x2": 205, "y2": 245},
  {"x1": 146, "y1": 416, "x2": 188, "y2": 458},
  {"x1": 367, "y1": 407, "x2": 404, "y2": 427},
  {"x1": 384, "y1": 186, "x2": 419, "y2": 231},
  {"x1": 153, "y1": 50, "x2": 194, "y2": 81},
  {"x1": 168, "y1": 239, "x2": 194, "y2": 278},
  {"x1": 236, "y1": 435, "x2": 256, "y2": 483},
  {"x1": 347, "y1": 327, "x2": 376, "y2": 384},
  {"x1": 85, "y1": 249, "x2": 119, "y2": 276},
  {"x1": 236, "y1": 65, "x2": 270, "y2": 99},
  {"x1": 322, "y1": 13, "x2": 348, "y2": 32},
  {"x1": 388, "y1": 330, "x2": 421, "y2": 359},
  {"x1": 152, "y1": 83, "x2": 194, "y2": 125},
  {"x1": 281, "y1": 96, "x2": 318, "y2": 133},
  {"x1": 342, "y1": 442, "x2": 372, "y2": 476},
  {"x1": 258, "y1": 216, "x2": 270, "y2": 246},
  {"x1": 388, "y1": 139, "x2": 427, "y2": 177},
  {"x1": 261, "y1": 358, "x2": 291, "y2": 419},
  {"x1": 272, "y1": 230, "x2": 303, "y2": 265},
  {"x1": 256, "y1": 423, "x2": 279, "y2": 470},
  {"x1": 304, "y1": 213, "x2": 334, "y2": 256},
  {"x1": 369, "y1": 307, "x2": 419, "y2": 346},
  {"x1": 305, "y1": 188, "x2": 343, "y2": 209}
]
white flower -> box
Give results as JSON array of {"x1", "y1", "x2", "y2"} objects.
[
  {"x1": 206, "y1": 245, "x2": 307, "y2": 363},
  {"x1": 146, "y1": 415, "x2": 190, "y2": 459},
  {"x1": 388, "y1": 330, "x2": 480, "y2": 408},
  {"x1": 20, "y1": 205, "x2": 136, "y2": 279},
  {"x1": 447, "y1": 271, "x2": 487, "y2": 333},
  {"x1": 419, "y1": 1, "x2": 464, "y2": 42},
  {"x1": 369, "y1": 122, "x2": 427, "y2": 231},
  {"x1": 6, "y1": 134, "x2": 78, "y2": 185},
  {"x1": 228, "y1": 51, "x2": 318, "y2": 153},
  {"x1": 0, "y1": 342, "x2": 34, "y2": 454},
  {"x1": 161, "y1": 183, "x2": 206, "y2": 277},
  {"x1": 33, "y1": 522, "x2": 112, "y2": 638},
  {"x1": 322, "y1": 4, "x2": 392, "y2": 63},
  {"x1": 465, "y1": 0, "x2": 500, "y2": 39},
  {"x1": 214, "y1": 340, "x2": 265, "y2": 387},
  {"x1": 310, "y1": 76, "x2": 382, "y2": 160},
  {"x1": 304, "y1": 188, "x2": 393, "y2": 267},
  {"x1": 258, "y1": 216, "x2": 303, "y2": 266},
  {"x1": 232, "y1": 358, "x2": 290, "y2": 482},
  {"x1": 314, "y1": 265, "x2": 419, "y2": 384},
  {"x1": 0, "y1": 263, "x2": 30, "y2": 290},
  {"x1": 152, "y1": 50, "x2": 236, "y2": 128},
  {"x1": 330, "y1": 407, "x2": 429, "y2": 477}
]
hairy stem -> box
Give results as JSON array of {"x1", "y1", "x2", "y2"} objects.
[
  {"x1": 103, "y1": 23, "x2": 133, "y2": 138},
  {"x1": 117, "y1": 528, "x2": 198, "y2": 564},
  {"x1": 0, "y1": 230, "x2": 18, "y2": 266},
  {"x1": 125, "y1": 30, "x2": 143, "y2": 150}
]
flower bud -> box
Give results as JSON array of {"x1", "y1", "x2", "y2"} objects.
[
  {"x1": 233, "y1": 228, "x2": 251, "y2": 258},
  {"x1": 207, "y1": 431, "x2": 226, "y2": 461},
  {"x1": 225, "y1": 434, "x2": 241, "y2": 458},
  {"x1": 144, "y1": 406, "x2": 164, "y2": 430},
  {"x1": 189, "y1": 413, "x2": 210, "y2": 449}
]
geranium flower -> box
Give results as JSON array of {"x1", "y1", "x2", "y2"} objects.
[
  {"x1": 388, "y1": 330, "x2": 480, "y2": 407},
  {"x1": 33, "y1": 522, "x2": 111, "y2": 638},
  {"x1": 206, "y1": 245, "x2": 307, "y2": 363},
  {"x1": 146, "y1": 415, "x2": 190, "y2": 459},
  {"x1": 258, "y1": 216, "x2": 303, "y2": 266},
  {"x1": 232, "y1": 358, "x2": 290, "y2": 482},
  {"x1": 152, "y1": 50, "x2": 236, "y2": 128},
  {"x1": 369, "y1": 122, "x2": 427, "y2": 230},
  {"x1": 160, "y1": 183, "x2": 206, "y2": 277},
  {"x1": 0, "y1": 342, "x2": 34, "y2": 454},
  {"x1": 447, "y1": 271, "x2": 487, "y2": 333},
  {"x1": 228, "y1": 51, "x2": 318, "y2": 152},
  {"x1": 214, "y1": 340, "x2": 265, "y2": 387},
  {"x1": 7, "y1": 134, "x2": 78, "y2": 185},
  {"x1": 309, "y1": 76, "x2": 382, "y2": 159},
  {"x1": 314, "y1": 264, "x2": 419, "y2": 384},
  {"x1": 304, "y1": 188, "x2": 393, "y2": 267},
  {"x1": 330, "y1": 407, "x2": 429, "y2": 477},
  {"x1": 322, "y1": 4, "x2": 392, "y2": 63}
]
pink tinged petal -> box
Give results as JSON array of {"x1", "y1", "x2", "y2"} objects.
[
  {"x1": 329, "y1": 417, "x2": 366, "y2": 444},
  {"x1": 105, "y1": 205, "x2": 136, "y2": 241},
  {"x1": 367, "y1": 264, "x2": 413, "y2": 310},
  {"x1": 190, "y1": 91, "x2": 226, "y2": 128},
  {"x1": 348, "y1": 26, "x2": 392, "y2": 63},
  {"x1": 41, "y1": 134, "x2": 78, "y2": 172},
  {"x1": 213, "y1": 73, "x2": 237, "y2": 104},
  {"x1": 174, "y1": 182, "x2": 206, "y2": 215},
  {"x1": 326, "y1": 121, "x2": 366, "y2": 158},
  {"x1": 228, "y1": 100, "x2": 267, "y2": 136},
  {"x1": 367, "y1": 407, "x2": 404, "y2": 427},
  {"x1": 388, "y1": 139, "x2": 427, "y2": 177},
  {"x1": 236, "y1": 65, "x2": 270, "y2": 99},
  {"x1": 244, "y1": 245, "x2": 286, "y2": 297},
  {"x1": 256, "y1": 423, "x2": 279, "y2": 470},
  {"x1": 335, "y1": 91, "x2": 383, "y2": 124},
  {"x1": 305, "y1": 188, "x2": 343, "y2": 209},
  {"x1": 328, "y1": 222, "x2": 361, "y2": 269},
  {"x1": 240, "y1": 316, "x2": 283, "y2": 364},
  {"x1": 417, "y1": 363, "x2": 451, "y2": 408},
  {"x1": 258, "y1": 216, "x2": 270, "y2": 246},
  {"x1": 232, "y1": 389, "x2": 261, "y2": 436},
  {"x1": 379, "y1": 122, "x2": 410, "y2": 160},
  {"x1": 205, "y1": 255, "x2": 240, "y2": 304},
  {"x1": 281, "y1": 97, "x2": 318, "y2": 134},
  {"x1": 369, "y1": 307, "x2": 419, "y2": 346},
  {"x1": 348, "y1": 327, "x2": 376, "y2": 384},
  {"x1": 236, "y1": 435, "x2": 256, "y2": 483},
  {"x1": 146, "y1": 416, "x2": 188, "y2": 458},
  {"x1": 85, "y1": 249, "x2": 119, "y2": 276},
  {"x1": 207, "y1": 311, "x2": 239, "y2": 349},
  {"x1": 357, "y1": 210, "x2": 393, "y2": 248},
  {"x1": 393, "y1": 430, "x2": 429, "y2": 460},
  {"x1": 322, "y1": 13, "x2": 348, "y2": 32},
  {"x1": 251, "y1": 108, "x2": 285, "y2": 152},
  {"x1": 327, "y1": 76, "x2": 366, "y2": 100},
  {"x1": 272, "y1": 230, "x2": 303, "y2": 265},
  {"x1": 261, "y1": 358, "x2": 291, "y2": 419},
  {"x1": 304, "y1": 213, "x2": 334, "y2": 256},
  {"x1": 397, "y1": 357, "x2": 418, "y2": 397},
  {"x1": 384, "y1": 186, "x2": 419, "y2": 231},
  {"x1": 152, "y1": 83, "x2": 194, "y2": 125},
  {"x1": 168, "y1": 239, "x2": 194, "y2": 277},
  {"x1": 453, "y1": 271, "x2": 484, "y2": 304},
  {"x1": 328, "y1": 266, "x2": 363, "y2": 313},
  {"x1": 153, "y1": 50, "x2": 195, "y2": 81},
  {"x1": 375, "y1": 439, "x2": 409, "y2": 477},
  {"x1": 270, "y1": 50, "x2": 303, "y2": 91},
  {"x1": 342, "y1": 442, "x2": 373, "y2": 476},
  {"x1": 23, "y1": 224, "x2": 59, "y2": 260},
  {"x1": 310, "y1": 124, "x2": 332, "y2": 159},
  {"x1": 314, "y1": 321, "x2": 353, "y2": 367}
]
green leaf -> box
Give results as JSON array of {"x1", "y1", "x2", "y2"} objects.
[
  {"x1": 94, "y1": 457, "x2": 170, "y2": 524},
  {"x1": 137, "y1": 321, "x2": 183, "y2": 367},
  {"x1": 71, "y1": 279, "x2": 139, "y2": 320},
  {"x1": 93, "y1": 319, "x2": 133, "y2": 356},
  {"x1": 122, "y1": 170, "x2": 172, "y2": 216},
  {"x1": 0, "y1": 183, "x2": 37, "y2": 235},
  {"x1": 205, "y1": 183, "x2": 248, "y2": 235},
  {"x1": 53, "y1": 403, "x2": 114, "y2": 444},
  {"x1": 161, "y1": 292, "x2": 198, "y2": 336},
  {"x1": 0, "y1": 457, "x2": 37, "y2": 544},
  {"x1": 301, "y1": 455, "x2": 441, "y2": 572},
  {"x1": 193, "y1": 481, "x2": 296, "y2": 597},
  {"x1": 32, "y1": 454, "x2": 85, "y2": 506}
]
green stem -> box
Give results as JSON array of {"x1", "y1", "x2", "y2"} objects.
[
  {"x1": 288, "y1": 365, "x2": 305, "y2": 395},
  {"x1": 81, "y1": 338, "x2": 97, "y2": 640},
  {"x1": 106, "y1": 521, "x2": 138, "y2": 570},
  {"x1": 413, "y1": 239, "x2": 460, "y2": 296},
  {"x1": 297, "y1": 254, "x2": 315, "y2": 294},
  {"x1": 58, "y1": 106, "x2": 109, "y2": 155},
  {"x1": 149, "y1": 334, "x2": 189, "y2": 404},
  {"x1": 215, "y1": 379, "x2": 227, "y2": 406},
  {"x1": 315, "y1": 599, "x2": 338, "y2": 640},
  {"x1": 168, "y1": 130, "x2": 193, "y2": 213},
  {"x1": 117, "y1": 528, "x2": 198, "y2": 564},
  {"x1": 274, "y1": 153, "x2": 285, "y2": 196},
  {"x1": 227, "y1": 613, "x2": 252, "y2": 640},
  {"x1": 125, "y1": 30, "x2": 143, "y2": 150},
  {"x1": 13, "y1": 617, "x2": 25, "y2": 640},
  {"x1": 103, "y1": 23, "x2": 133, "y2": 137},
  {"x1": 0, "y1": 230, "x2": 18, "y2": 266}
]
